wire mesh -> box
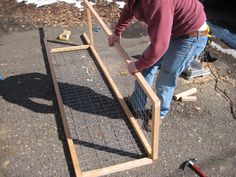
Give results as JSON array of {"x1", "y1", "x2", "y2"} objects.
[
  {"x1": 51, "y1": 49, "x2": 146, "y2": 171},
  {"x1": 93, "y1": 28, "x2": 156, "y2": 141},
  {"x1": 128, "y1": 84, "x2": 153, "y2": 132}
]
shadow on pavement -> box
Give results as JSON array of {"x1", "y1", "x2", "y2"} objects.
[
  {"x1": 0, "y1": 73, "x2": 54, "y2": 113},
  {"x1": 0, "y1": 28, "x2": 145, "y2": 176},
  {"x1": 0, "y1": 72, "x2": 127, "y2": 120},
  {"x1": 110, "y1": 21, "x2": 148, "y2": 39}
]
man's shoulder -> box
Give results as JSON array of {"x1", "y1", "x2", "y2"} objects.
[{"x1": 148, "y1": 0, "x2": 174, "y2": 9}]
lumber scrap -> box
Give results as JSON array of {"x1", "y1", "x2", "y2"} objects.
[
  {"x1": 180, "y1": 96, "x2": 197, "y2": 102},
  {"x1": 173, "y1": 88, "x2": 197, "y2": 100}
]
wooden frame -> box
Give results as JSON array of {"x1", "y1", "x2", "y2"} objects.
[{"x1": 45, "y1": 1, "x2": 161, "y2": 176}]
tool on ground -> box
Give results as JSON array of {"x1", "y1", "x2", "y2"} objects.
[
  {"x1": 57, "y1": 30, "x2": 71, "y2": 41},
  {"x1": 179, "y1": 158, "x2": 207, "y2": 177},
  {"x1": 0, "y1": 74, "x2": 4, "y2": 81},
  {"x1": 173, "y1": 88, "x2": 197, "y2": 101},
  {"x1": 92, "y1": 25, "x2": 101, "y2": 32},
  {"x1": 183, "y1": 58, "x2": 211, "y2": 80},
  {"x1": 182, "y1": 24, "x2": 212, "y2": 80}
]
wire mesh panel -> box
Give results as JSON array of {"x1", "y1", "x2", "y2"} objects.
[
  {"x1": 82, "y1": 1, "x2": 161, "y2": 163},
  {"x1": 92, "y1": 30, "x2": 156, "y2": 143},
  {"x1": 51, "y1": 49, "x2": 146, "y2": 171}
]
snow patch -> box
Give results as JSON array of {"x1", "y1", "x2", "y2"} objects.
[
  {"x1": 115, "y1": 1, "x2": 125, "y2": 8},
  {"x1": 208, "y1": 22, "x2": 236, "y2": 49},
  {"x1": 16, "y1": 0, "x2": 83, "y2": 8},
  {"x1": 16, "y1": 0, "x2": 125, "y2": 9},
  {"x1": 210, "y1": 41, "x2": 236, "y2": 59}
]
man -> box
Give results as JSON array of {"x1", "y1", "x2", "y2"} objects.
[{"x1": 108, "y1": 0, "x2": 208, "y2": 120}]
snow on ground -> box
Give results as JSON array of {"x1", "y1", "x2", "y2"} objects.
[
  {"x1": 16, "y1": 0, "x2": 84, "y2": 8},
  {"x1": 208, "y1": 22, "x2": 236, "y2": 49},
  {"x1": 210, "y1": 41, "x2": 236, "y2": 58},
  {"x1": 16, "y1": 0, "x2": 125, "y2": 9},
  {"x1": 208, "y1": 22, "x2": 236, "y2": 59}
]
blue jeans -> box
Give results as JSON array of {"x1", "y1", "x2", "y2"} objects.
[{"x1": 130, "y1": 35, "x2": 208, "y2": 118}]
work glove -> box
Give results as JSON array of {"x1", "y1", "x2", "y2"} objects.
[{"x1": 108, "y1": 33, "x2": 120, "y2": 47}]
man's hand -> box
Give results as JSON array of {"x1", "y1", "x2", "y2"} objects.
[
  {"x1": 108, "y1": 33, "x2": 120, "y2": 47},
  {"x1": 127, "y1": 61, "x2": 139, "y2": 75}
]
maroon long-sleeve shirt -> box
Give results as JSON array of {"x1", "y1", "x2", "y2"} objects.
[{"x1": 114, "y1": 0, "x2": 207, "y2": 71}]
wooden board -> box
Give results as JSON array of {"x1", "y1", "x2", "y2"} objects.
[
  {"x1": 44, "y1": 38, "x2": 83, "y2": 177},
  {"x1": 180, "y1": 96, "x2": 197, "y2": 102},
  {"x1": 174, "y1": 88, "x2": 197, "y2": 100},
  {"x1": 50, "y1": 45, "x2": 90, "y2": 53},
  {"x1": 82, "y1": 158, "x2": 153, "y2": 177}
]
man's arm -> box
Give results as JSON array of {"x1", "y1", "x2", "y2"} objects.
[
  {"x1": 108, "y1": 3, "x2": 135, "y2": 46},
  {"x1": 135, "y1": 3, "x2": 174, "y2": 71},
  {"x1": 114, "y1": 3, "x2": 135, "y2": 36}
]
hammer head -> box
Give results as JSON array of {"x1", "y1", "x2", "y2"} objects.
[{"x1": 179, "y1": 158, "x2": 197, "y2": 170}]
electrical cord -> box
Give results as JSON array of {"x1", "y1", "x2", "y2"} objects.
[{"x1": 203, "y1": 50, "x2": 236, "y2": 120}]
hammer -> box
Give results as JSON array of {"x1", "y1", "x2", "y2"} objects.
[{"x1": 179, "y1": 158, "x2": 207, "y2": 177}]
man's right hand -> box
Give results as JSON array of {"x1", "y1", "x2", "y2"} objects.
[{"x1": 108, "y1": 33, "x2": 120, "y2": 47}]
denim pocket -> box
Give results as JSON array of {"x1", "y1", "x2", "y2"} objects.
[{"x1": 161, "y1": 36, "x2": 206, "y2": 76}]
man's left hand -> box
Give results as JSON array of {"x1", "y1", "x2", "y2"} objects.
[{"x1": 127, "y1": 61, "x2": 139, "y2": 75}]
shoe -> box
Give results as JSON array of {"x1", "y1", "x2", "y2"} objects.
[
  {"x1": 124, "y1": 96, "x2": 138, "y2": 118},
  {"x1": 124, "y1": 96, "x2": 151, "y2": 119},
  {"x1": 124, "y1": 96, "x2": 162, "y2": 132},
  {"x1": 145, "y1": 117, "x2": 163, "y2": 132}
]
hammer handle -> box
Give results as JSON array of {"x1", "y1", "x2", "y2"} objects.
[{"x1": 191, "y1": 164, "x2": 207, "y2": 177}]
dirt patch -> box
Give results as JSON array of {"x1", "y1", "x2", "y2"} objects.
[{"x1": 0, "y1": 0, "x2": 120, "y2": 33}]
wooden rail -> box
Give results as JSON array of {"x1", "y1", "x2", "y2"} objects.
[
  {"x1": 44, "y1": 38, "x2": 83, "y2": 177},
  {"x1": 50, "y1": 45, "x2": 90, "y2": 53},
  {"x1": 83, "y1": 0, "x2": 161, "y2": 160}
]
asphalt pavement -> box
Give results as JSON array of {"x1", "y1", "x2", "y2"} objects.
[{"x1": 0, "y1": 25, "x2": 236, "y2": 177}]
